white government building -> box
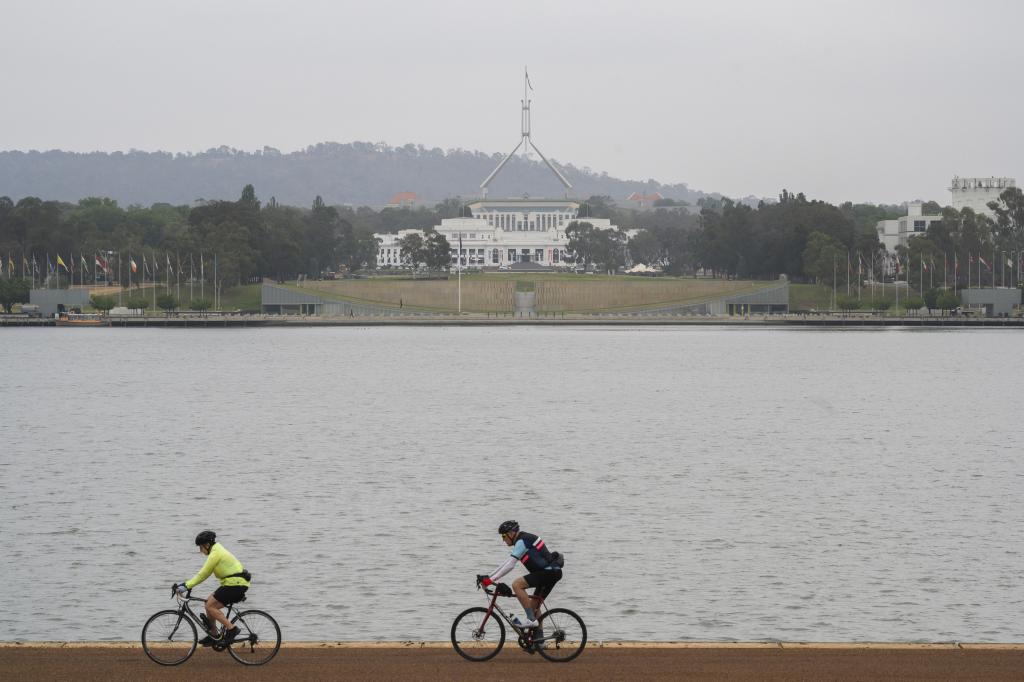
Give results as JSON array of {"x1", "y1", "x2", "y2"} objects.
[
  {"x1": 876, "y1": 176, "x2": 1017, "y2": 252},
  {"x1": 376, "y1": 71, "x2": 624, "y2": 269},
  {"x1": 377, "y1": 199, "x2": 620, "y2": 268},
  {"x1": 950, "y1": 176, "x2": 1015, "y2": 218}
]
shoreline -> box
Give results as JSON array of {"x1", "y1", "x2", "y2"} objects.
[
  {"x1": 2, "y1": 640, "x2": 1022, "y2": 649},
  {"x1": 2, "y1": 315, "x2": 1022, "y2": 328}
]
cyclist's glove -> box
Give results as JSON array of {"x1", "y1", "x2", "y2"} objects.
[
  {"x1": 476, "y1": 574, "x2": 493, "y2": 587},
  {"x1": 175, "y1": 583, "x2": 188, "y2": 595}
]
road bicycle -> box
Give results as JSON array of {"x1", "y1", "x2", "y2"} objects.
[
  {"x1": 141, "y1": 585, "x2": 281, "y2": 666},
  {"x1": 451, "y1": 580, "x2": 586, "y2": 662}
]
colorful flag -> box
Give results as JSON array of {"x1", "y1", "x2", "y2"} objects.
[
  {"x1": 922, "y1": 259, "x2": 929, "y2": 272},
  {"x1": 979, "y1": 256, "x2": 990, "y2": 270},
  {"x1": 130, "y1": 258, "x2": 138, "y2": 274},
  {"x1": 56, "y1": 254, "x2": 67, "y2": 271},
  {"x1": 143, "y1": 253, "x2": 150, "y2": 277},
  {"x1": 80, "y1": 254, "x2": 87, "y2": 270},
  {"x1": 96, "y1": 253, "x2": 109, "y2": 272},
  {"x1": 1007, "y1": 257, "x2": 1013, "y2": 268},
  {"x1": 7, "y1": 253, "x2": 13, "y2": 275}
]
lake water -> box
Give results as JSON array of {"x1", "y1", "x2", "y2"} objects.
[{"x1": 1, "y1": 326, "x2": 1021, "y2": 642}]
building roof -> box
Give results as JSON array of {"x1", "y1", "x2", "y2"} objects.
[
  {"x1": 388, "y1": 191, "x2": 418, "y2": 205},
  {"x1": 622, "y1": 191, "x2": 663, "y2": 201}
]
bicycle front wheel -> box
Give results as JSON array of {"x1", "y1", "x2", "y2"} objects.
[
  {"x1": 536, "y1": 607, "x2": 587, "y2": 662},
  {"x1": 141, "y1": 609, "x2": 197, "y2": 666},
  {"x1": 227, "y1": 609, "x2": 281, "y2": 666},
  {"x1": 451, "y1": 606, "x2": 505, "y2": 662}
]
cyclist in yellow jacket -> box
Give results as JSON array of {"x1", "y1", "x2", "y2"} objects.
[{"x1": 174, "y1": 530, "x2": 250, "y2": 646}]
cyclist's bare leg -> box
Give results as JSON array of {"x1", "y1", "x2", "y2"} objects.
[
  {"x1": 511, "y1": 576, "x2": 533, "y2": 612},
  {"x1": 204, "y1": 595, "x2": 233, "y2": 635}
]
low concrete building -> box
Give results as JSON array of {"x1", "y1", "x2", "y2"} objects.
[
  {"x1": 960, "y1": 288, "x2": 1021, "y2": 316},
  {"x1": 29, "y1": 288, "x2": 91, "y2": 317},
  {"x1": 876, "y1": 202, "x2": 942, "y2": 253},
  {"x1": 708, "y1": 279, "x2": 790, "y2": 315}
]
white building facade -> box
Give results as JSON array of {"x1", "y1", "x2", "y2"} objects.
[
  {"x1": 876, "y1": 201, "x2": 942, "y2": 252},
  {"x1": 950, "y1": 176, "x2": 1015, "y2": 218},
  {"x1": 375, "y1": 198, "x2": 625, "y2": 269}
]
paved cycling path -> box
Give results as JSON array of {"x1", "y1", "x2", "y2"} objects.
[{"x1": 2, "y1": 643, "x2": 1023, "y2": 680}]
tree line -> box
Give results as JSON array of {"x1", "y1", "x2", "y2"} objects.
[{"x1": 568, "y1": 188, "x2": 1024, "y2": 287}]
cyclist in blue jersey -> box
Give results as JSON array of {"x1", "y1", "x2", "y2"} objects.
[{"x1": 477, "y1": 520, "x2": 562, "y2": 628}]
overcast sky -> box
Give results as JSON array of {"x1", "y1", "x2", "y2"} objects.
[{"x1": 1, "y1": 0, "x2": 1021, "y2": 204}]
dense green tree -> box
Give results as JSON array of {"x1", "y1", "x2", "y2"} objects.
[
  {"x1": 923, "y1": 288, "x2": 939, "y2": 313},
  {"x1": 0, "y1": 277, "x2": 30, "y2": 313},
  {"x1": 90, "y1": 295, "x2": 115, "y2": 313},
  {"x1": 628, "y1": 229, "x2": 663, "y2": 266},
  {"x1": 190, "y1": 298, "x2": 212, "y2": 313},
  {"x1": 156, "y1": 293, "x2": 178, "y2": 313},
  {"x1": 126, "y1": 296, "x2": 150, "y2": 314},
  {"x1": 423, "y1": 230, "x2": 451, "y2": 271},
  {"x1": 937, "y1": 291, "x2": 959, "y2": 313},
  {"x1": 398, "y1": 232, "x2": 425, "y2": 269},
  {"x1": 802, "y1": 231, "x2": 844, "y2": 286},
  {"x1": 565, "y1": 221, "x2": 597, "y2": 269},
  {"x1": 902, "y1": 297, "x2": 924, "y2": 315}
]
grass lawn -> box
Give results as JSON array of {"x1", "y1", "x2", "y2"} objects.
[
  {"x1": 84, "y1": 284, "x2": 262, "y2": 313},
  {"x1": 790, "y1": 283, "x2": 924, "y2": 312}
]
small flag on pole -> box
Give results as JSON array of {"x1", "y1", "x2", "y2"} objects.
[
  {"x1": 56, "y1": 254, "x2": 68, "y2": 271},
  {"x1": 979, "y1": 256, "x2": 990, "y2": 270},
  {"x1": 130, "y1": 258, "x2": 138, "y2": 274}
]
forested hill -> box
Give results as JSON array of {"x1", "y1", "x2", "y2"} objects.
[{"x1": 0, "y1": 142, "x2": 728, "y2": 208}]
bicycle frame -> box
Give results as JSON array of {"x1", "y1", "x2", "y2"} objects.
[
  {"x1": 169, "y1": 592, "x2": 239, "y2": 641},
  {"x1": 479, "y1": 587, "x2": 552, "y2": 644}
]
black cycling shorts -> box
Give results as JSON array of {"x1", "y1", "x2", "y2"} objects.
[
  {"x1": 524, "y1": 568, "x2": 562, "y2": 599},
  {"x1": 212, "y1": 585, "x2": 248, "y2": 605}
]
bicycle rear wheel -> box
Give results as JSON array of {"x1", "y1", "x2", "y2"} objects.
[
  {"x1": 141, "y1": 609, "x2": 197, "y2": 666},
  {"x1": 536, "y1": 607, "x2": 587, "y2": 662},
  {"x1": 227, "y1": 609, "x2": 281, "y2": 665},
  {"x1": 451, "y1": 606, "x2": 505, "y2": 662}
]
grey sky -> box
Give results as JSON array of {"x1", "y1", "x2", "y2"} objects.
[{"x1": 2, "y1": 0, "x2": 1021, "y2": 204}]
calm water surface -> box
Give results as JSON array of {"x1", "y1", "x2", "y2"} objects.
[{"x1": 1, "y1": 326, "x2": 1021, "y2": 642}]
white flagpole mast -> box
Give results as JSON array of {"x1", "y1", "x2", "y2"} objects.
[
  {"x1": 831, "y1": 253, "x2": 836, "y2": 311},
  {"x1": 190, "y1": 253, "x2": 194, "y2": 303},
  {"x1": 458, "y1": 233, "x2": 462, "y2": 315},
  {"x1": 201, "y1": 252, "x2": 205, "y2": 301}
]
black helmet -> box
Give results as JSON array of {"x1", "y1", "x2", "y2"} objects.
[
  {"x1": 498, "y1": 520, "x2": 519, "y2": 535},
  {"x1": 195, "y1": 530, "x2": 216, "y2": 546}
]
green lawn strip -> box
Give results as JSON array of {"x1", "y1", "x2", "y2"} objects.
[
  {"x1": 85, "y1": 284, "x2": 262, "y2": 314},
  {"x1": 790, "y1": 283, "x2": 925, "y2": 313}
]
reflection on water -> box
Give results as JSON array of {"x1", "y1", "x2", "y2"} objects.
[{"x1": 1, "y1": 327, "x2": 1022, "y2": 642}]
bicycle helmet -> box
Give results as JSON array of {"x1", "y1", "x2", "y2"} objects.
[
  {"x1": 498, "y1": 520, "x2": 519, "y2": 535},
  {"x1": 194, "y1": 530, "x2": 216, "y2": 546}
]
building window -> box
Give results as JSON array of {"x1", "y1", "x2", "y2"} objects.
[{"x1": 914, "y1": 220, "x2": 926, "y2": 232}]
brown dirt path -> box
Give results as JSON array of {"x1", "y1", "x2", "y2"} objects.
[{"x1": 2, "y1": 645, "x2": 1023, "y2": 681}]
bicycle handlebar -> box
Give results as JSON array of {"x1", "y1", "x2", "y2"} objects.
[{"x1": 479, "y1": 582, "x2": 514, "y2": 597}]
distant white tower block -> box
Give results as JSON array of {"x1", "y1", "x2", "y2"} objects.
[{"x1": 950, "y1": 176, "x2": 1016, "y2": 218}]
